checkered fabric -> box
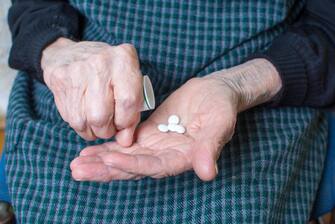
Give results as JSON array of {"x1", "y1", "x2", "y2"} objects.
[{"x1": 5, "y1": 0, "x2": 328, "y2": 223}]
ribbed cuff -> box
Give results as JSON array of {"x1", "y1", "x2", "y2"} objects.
[{"x1": 249, "y1": 34, "x2": 308, "y2": 107}]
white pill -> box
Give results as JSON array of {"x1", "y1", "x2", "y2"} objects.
[
  {"x1": 168, "y1": 124, "x2": 186, "y2": 134},
  {"x1": 168, "y1": 123, "x2": 178, "y2": 132},
  {"x1": 174, "y1": 125, "x2": 186, "y2": 134},
  {"x1": 158, "y1": 124, "x2": 169, "y2": 133},
  {"x1": 168, "y1": 115, "x2": 180, "y2": 124}
]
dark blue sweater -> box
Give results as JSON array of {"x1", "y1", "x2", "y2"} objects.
[{"x1": 7, "y1": 0, "x2": 335, "y2": 108}]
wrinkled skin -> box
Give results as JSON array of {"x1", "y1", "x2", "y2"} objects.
[
  {"x1": 41, "y1": 37, "x2": 281, "y2": 181},
  {"x1": 42, "y1": 38, "x2": 143, "y2": 146},
  {"x1": 70, "y1": 75, "x2": 239, "y2": 181},
  {"x1": 70, "y1": 58, "x2": 282, "y2": 182}
]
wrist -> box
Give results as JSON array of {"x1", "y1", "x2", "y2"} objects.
[
  {"x1": 209, "y1": 59, "x2": 282, "y2": 112},
  {"x1": 41, "y1": 37, "x2": 75, "y2": 70}
]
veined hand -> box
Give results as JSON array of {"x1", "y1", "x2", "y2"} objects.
[
  {"x1": 42, "y1": 38, "x2": 143, "y2": 146},
  {"x1": 70, "y1": 59, "x2": 282, "y2": 182}
]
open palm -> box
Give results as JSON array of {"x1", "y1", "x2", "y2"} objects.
[{"x1": 70, "y1": 75, "x2": 238, "y2": 181}]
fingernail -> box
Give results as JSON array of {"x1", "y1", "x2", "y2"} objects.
[{"x1": 215, "y1": 164, "x2": 218, "y2": 175}]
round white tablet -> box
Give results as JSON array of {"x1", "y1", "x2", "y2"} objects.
[
  {"x1": 168, "y1": 124, "x2": 186, "y2": 134},
  {"x1": 168, "y1": 123, "x2": 178, "y2": 132},
  {"x1": 174, "y1": 125, "x2": 186, "y2": 134},
  {"x1": 157, "y1": 124, "x2": 169, "y2": 133},
  {"x1": 168, "y1": 115, "x2": 180, "y2": 124}
]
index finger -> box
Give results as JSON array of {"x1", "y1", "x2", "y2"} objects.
[{"x1": 111, "y1": 45, "x2": 143, "y2": 130}]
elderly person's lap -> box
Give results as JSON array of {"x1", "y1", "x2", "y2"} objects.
[{"x1": 4, "y1": 74, "x2": 327, "y2": 223}]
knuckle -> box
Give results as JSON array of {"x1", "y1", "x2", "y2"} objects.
[
  {"x1": 96, "y1": 133, "x2": 113, "y2": 140},
  {"x1": 117, "y1": 94, "x2": 139, "y2": 110},
  {"x1": 70, "y1": 117, "x2": 86, "y2": 131},
  {"x1": 114, "y1": 44, "x2": 137, "y2": 59},
  {"x1": 87, "y1": 110, "x2": 110, "y2": 127},
  {"x1": 79, "y1": 131, "x2": 97, "y2": 141},
  {"x1": 118, "y1": 43, "x2": 136, "y2": 53},
  {"x1": 94, "y1": 127, "x2": 115, "y2": 140}
]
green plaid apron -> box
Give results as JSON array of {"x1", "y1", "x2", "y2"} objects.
[{"x1": 5, "y1": 0, "x2": 328, "y2": 223}]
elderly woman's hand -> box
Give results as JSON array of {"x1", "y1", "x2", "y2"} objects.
[
  {"x1": 70, "y1": 59, "x2": 282, "y2": 181},
  {"x1": 41, "y1": 38, "x2": 143, "y2": 146}
]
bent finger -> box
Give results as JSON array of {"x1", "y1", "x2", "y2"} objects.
[
  {"x1": 112, "y1": 59, "x2": 143, "y2": 130},
  {"x1": 91, "y1": 118, "x2": 116, "y2": 140},
  {"x1": 115, "y1": 115, "x2": 140, "y2": 147},
  {"x1": 85, "y1": 77, "x2": 116, "y2": 139}
]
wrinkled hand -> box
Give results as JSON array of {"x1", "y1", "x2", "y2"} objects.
[
  {"x1": 42, "y1": 38, "x2": 143, "y2": 145},
  {"x1": 70, "y1": 74, "x2": 239, "y2": 181},
  {"x1": 70, "y1": 59, "x2": 282, "y2": 182}
]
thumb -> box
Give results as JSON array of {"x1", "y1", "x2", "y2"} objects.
[{"x1": 192, "y1": 141, "x2": 220, "y2": 181}]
